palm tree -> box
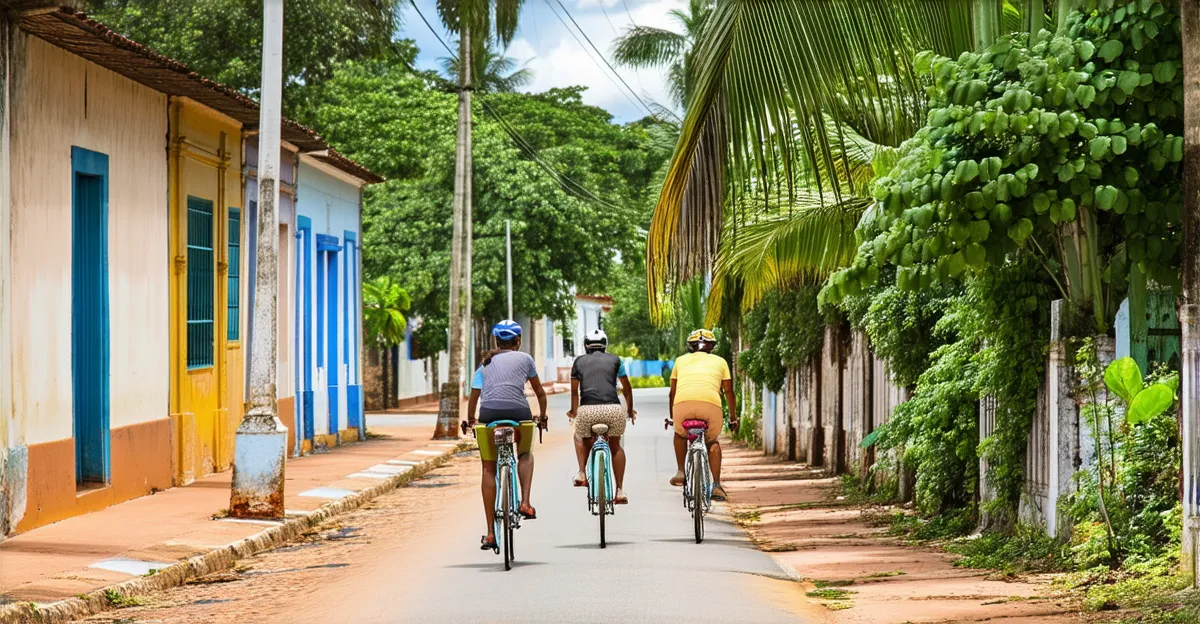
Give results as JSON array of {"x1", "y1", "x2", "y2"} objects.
[
  {"x1": 645, "y1": 0, "x2": 1064, "y2": 321},
  {"x1": 363, "y1": 276, "x2": 411, "y2": 410},
  {"x1": 440, "y1": 39, "x2": 534, "y2": 92},
  {"x1": 433, "y1": 0, "x2": 525, "y2": 439},
  {"x1": 611, "y1": 0, "x2": 714, "y2": 109}
]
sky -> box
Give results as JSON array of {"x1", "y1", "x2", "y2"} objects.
[{"x1": 401, "y1": 0, "x2": 690, "y2": 123}]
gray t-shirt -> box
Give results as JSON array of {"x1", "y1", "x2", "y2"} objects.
[{"x1": 471, "y1": 350, "x2": 539, "y2": 410}]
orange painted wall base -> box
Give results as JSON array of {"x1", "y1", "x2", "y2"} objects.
[{"x1": 16, "y1": 418, "x2": 173, "y2": 534}]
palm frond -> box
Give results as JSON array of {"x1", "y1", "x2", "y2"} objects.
[
  {"x1": 704, "y1": 193, "x2": 871, "y2": 326},
  {"x1": 647, "y1": 0, "x2": 975, "y2": 319},
  {"x1": 612, "y1": 26, "x2": 688, "y2": 68}
]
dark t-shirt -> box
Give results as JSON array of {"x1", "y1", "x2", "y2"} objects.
[{"x1": 570, "y1": 351, "x2": 627, "y2": 406}]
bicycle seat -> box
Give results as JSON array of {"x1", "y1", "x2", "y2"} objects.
[
  {"x1": 591, "y1": 423, "x2": 610, "y2": 436},
  {"x1": 682, "y1": 419, "x2": 708, "y2": 430}
]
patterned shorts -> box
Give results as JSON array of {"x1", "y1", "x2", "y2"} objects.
[{"x1": 573, "y1": 404, "x2": 627, "y2": 441}]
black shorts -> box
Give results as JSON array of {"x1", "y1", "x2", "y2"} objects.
[{"x1": 479, "y1": 405, "x2": 533, "y2": 424}]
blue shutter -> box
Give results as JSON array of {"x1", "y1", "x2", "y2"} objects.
[
  {"x1": 227, "y1": 208, "x2": 241, "y2": 341},
  {"x1": 187, "y1": 196, "x2": 215, "y2": 368}
]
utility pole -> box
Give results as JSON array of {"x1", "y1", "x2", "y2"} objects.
[
  {"x1": 506, "y1": 219, "x2": 513, "y2": 320},
  {"x1": 1181, "y1": 0, "x2": 1200, "y2": 588},
  {"x1": 434, "y1": 25, "x2": 473, "y2": 439},
  {"x1": 231, "y1": 0, "x2": 287, "y2": 518}
]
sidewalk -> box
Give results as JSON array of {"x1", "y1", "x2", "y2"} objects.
[
  {"x1": 0, "y1": 414, "x2": 470, "y2": 618},
  {"x1": 721, "y1": 444, "x2": 1079, "y2": 623}
]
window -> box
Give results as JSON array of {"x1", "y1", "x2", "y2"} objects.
[
  {"x1": 228, "y1": 208, "x2": 241, "y2": 341},
  {"x1": 187, "y1": 196, "x2": 215, "y2": 368}
]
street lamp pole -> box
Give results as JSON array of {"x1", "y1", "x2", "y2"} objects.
[
  {"x1": 230, "y1": 0, "x2": 287, "y2": 519},
  {"x1": 506, "y1": 219, "x2": 513, "y2": 320}
]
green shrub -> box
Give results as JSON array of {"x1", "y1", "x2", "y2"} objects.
[{"x1": 629, "y1": 376, "x2": 666, "y2": 389}]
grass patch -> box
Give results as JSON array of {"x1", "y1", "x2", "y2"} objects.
[
  {"x1": 807, "y1": 588, "x2": 856, "y2": 600},
  {"x1": 862, "y1": 570, "x2": 906, "y2": 579},
  {"x1": 887, "y1": 507, "x2": 976, "y2": 543},
  {"x1": 364, "y1": 429, "x2": 390, "y2": 440},
  {"x1": 141, "y1": 568, "x2": 160, "y2": 577},
  {"x1": 210, "y1": 508, "x2": 229, "y2": 520},
  {"x1": 812, "y1": 579, "x2": 856, "y2": 588},
  {"x1": 946, "y1": 527, "x2": 1072, "y2": 574},
  {"x1": 732, "y1": 508, "x2": 761, "y2": 524},
  {"x1": 760, "y1": 542, "x2": 799, "y2": 552},
  {"x1": 104, "y1": 588, "x2": 144, "y2": 608},
  {"x1": 823, "y1": 601, "x2": 854, "y2": 611}
]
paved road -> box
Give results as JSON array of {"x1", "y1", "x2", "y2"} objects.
[{"x1": 80, "y1": 389, "x2": 810, "y2": 624}]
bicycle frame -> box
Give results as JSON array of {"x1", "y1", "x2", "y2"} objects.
[
  {"x1": 586, "y1": 433, "x2": 615, "y2": 515},
  {"x1": 487, "y1": 421, "x2": 523, "y2": 554},
  {"x1": 682, "y1": 429, "x2": 713, "y2": 514}
]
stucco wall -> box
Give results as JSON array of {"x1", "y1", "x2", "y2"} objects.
[
  {"x1": 296, "y1": 159, "x2": 362, "y2": 438},
  {"x1": 9, "y1": 34, "x2": 168, "y2": 445}
]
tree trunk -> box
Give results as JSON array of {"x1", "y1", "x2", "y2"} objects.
[
  {"x1": 1179, "y1": 0, "x2": 1200, "y2": 588},
  {"x1": 434, "y1": 25, "x2": 473, "y2": 439},
  {"x1": 382, "y1": 345, "x2": 391, "y2": 410}
]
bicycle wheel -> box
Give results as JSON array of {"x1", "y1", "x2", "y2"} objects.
[
  {"x1": 598, "y1": 451, "x2": 607, "y2": 549},
  {"x1": 500, "y1": 463, "x2": 513, "y2": 571},
  {"x1": 691, "y1": 450, "x2": 705, "y2": 544}
]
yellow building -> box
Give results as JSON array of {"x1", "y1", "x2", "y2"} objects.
[{"x1": 168, "y1": 99, "x2": 245, "y2": 484}]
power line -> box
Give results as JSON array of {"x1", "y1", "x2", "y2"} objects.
[
  {"x1": 545, "y1": 0, "x2": 661, "y2": 121},
  {"x1": 407, "y1": 0, "x2": 624, "y2": 210},
  {"x1": 539, "y1": 0, "x2": 654, "y2": 119}
]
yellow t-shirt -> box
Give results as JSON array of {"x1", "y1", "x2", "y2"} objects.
[{"x1": 670, "y1": 352, "x2": 731, "y2": 407}]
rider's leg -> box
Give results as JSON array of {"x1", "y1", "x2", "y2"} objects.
[
  {"x1": 673, "y1": 433, "x2": 687, "y2": 471},
  {"x1": 574, "y1": 436, "x2": 593, "y2": 473},
  {"x1": 610, "y1": 436, "x2": 626, "y2": 489},
  {"x1": 481, "y1": 460, "x2": 497, "y2": 539},
  {"x1": 708, "y1": 441, "x2": 723, "y2": 482},
  {"x1": 517, "y1": 451, "x2": 535, "y2": 507}
]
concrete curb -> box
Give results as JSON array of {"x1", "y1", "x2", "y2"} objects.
[{"x1": 0, "y1": 439, "x2": 476, "y2": 624}]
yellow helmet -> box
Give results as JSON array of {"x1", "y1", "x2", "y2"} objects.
[{"x1": 686, "y1": 328, "x2": 716, "y2": 343}]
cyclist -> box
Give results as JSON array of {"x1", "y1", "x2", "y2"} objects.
[
  {"x1": 465, "y1": 320, "x2": 547, "y2": 551},
  {"x1": 566, "y1": 329, "x2": 634, "y2": 504},
  {"x1": 668, "y1": 328, "x2": 738, "y2": 501}
]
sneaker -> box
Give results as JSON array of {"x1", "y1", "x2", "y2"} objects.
[
  {"x1": 573, "y1": 471, "x2": 587, "y2": 487},
  {"x1": 669, "y1": 470, "x2": 685, "y2": 486},
  {"x1": 711, "y1": 482, "x2": 728, "y2": 501}
]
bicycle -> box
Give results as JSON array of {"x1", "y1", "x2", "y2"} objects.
[
  {"x1": 570, "y1": 410, "x2": 634, "y2": 549},
  {"x1": 666, "y1": 417, "x2": 714, "y2": 544},
  {"x1": 463, "y1": 416, "x2": 546, "y2": 571}
]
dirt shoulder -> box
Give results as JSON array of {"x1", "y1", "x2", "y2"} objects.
[{"x1": 721, "y1": 444, "x2": 1085, "y2": 623}]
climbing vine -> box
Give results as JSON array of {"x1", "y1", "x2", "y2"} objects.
[
  {"x1": 738, "y1": 286, "x2": 825, "y2": 393},
  {"x1": 828, "y1": 0, "x2": 1183, "y2": 334}
]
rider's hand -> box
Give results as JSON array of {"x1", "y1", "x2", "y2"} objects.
[
  {"x1": 729, "y1": 418, "x2": 740, "y2": 432},
  {"x1": 566, "y1": 410, "x2": 575, "y2": 419},
  {"x1": 628, "y1": 409, "x2": 637, "y2": 424}
]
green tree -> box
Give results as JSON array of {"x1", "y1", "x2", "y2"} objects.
[
  {"x1": 88, "y1": 0, "x2": 406, "y2": 114},
  {"x1": 363, "y1": 276, "x2": 412, "y2": 410},
  {"x1": 440, "y1": 39, "x2": 534, "y2": 93}
]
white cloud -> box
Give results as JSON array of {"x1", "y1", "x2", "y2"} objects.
[{"x1": 405, "y1": 0, "x2": 689, "y2": 121}]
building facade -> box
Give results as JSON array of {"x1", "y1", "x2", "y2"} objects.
[{"x1": 0, "y1": 6, "x2": 379, "y2": 536}]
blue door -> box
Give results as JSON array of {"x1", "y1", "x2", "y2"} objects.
[
  {"x1": 71, "y1": 147, "x2": 110, "y2": 486},
  {"x1": 297, "y1": 216, "x2": 314, "y2": 446}
]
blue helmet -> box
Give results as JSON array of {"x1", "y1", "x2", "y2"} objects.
[{"x1": 492, "y1": 319, "x2": 522, "y2": 340}]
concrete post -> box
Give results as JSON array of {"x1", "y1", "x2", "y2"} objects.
[
  {"x1": 1181, "y1": 0, "x2": 1200, "y2": 586},
  {"x1": 230, "y1": 0, "x2": 287, "y2": 519},
  {"x1": 1045, "y1": 300, "x2": 1077, "y2": 538}
]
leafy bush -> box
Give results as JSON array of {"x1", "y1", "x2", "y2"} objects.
[
  {"x1": 629, "y1": 376, "x2": 667, "y2": 389},
  {"x1": 739, "y1": 286, "x2": 824, "y2": 393}
]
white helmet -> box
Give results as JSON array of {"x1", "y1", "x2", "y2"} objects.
[{"x1": 583, "y1": 329, "x2": 608, "y2": 351}]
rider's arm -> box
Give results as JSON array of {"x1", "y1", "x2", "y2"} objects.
[
  {"x1": 619, "y1": 375, "x2": 634, "y2": 422},
  {"x1": 467, "y1": 388, "x2": 480, "y2": 425},
  {"x1": 570, "y1": 379, "x2": 580, "y2": 418},
  {"x1": 722, "y1": 379, "x2": 738, "y2": 431},
  {"x1": 669, "y1": 378, "x2": 677, "y2": 420},
  {"x1": 530, "y1": 376, "x2": 548, "y2": 418}
]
